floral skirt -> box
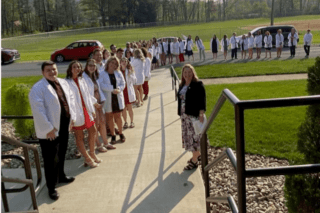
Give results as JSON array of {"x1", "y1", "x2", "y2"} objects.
[{"x1": 180, "y1": 104, "x2": 201, "y2": 152}]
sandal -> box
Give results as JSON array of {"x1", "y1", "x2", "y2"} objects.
[
  {"x1": 84, "y1": 159, "x2": 99, "y2": 168},
  {"x1": 129, "y1": 122, "x2": 135, "y2": 128},
  {"x1": 74, "y1": 150, "x2": 82, "y2": 159},
  {"x1": 187, "y1": 156, "x2": 201, "y2": 164},
  {"x1": 97, "y1": 145, "x2": 108, "y2": 153},
  {"x1": 89, "y1": 152, "x2": 102, "y2": 163},
  {"x1": 110, "y1": 136, "x2": 117, "y2": 145},
  {"x1": 103, "y1": 143, "x2": 116, "y2": 150},
  {"x1": 184, "y1": 160, "x2": 198, "y2": 171},
  {"x1": 119, "y1": 134, "x2": 126, "y2": 142},
  {"x1": 123, "y1": 122, "x2": 128, "y2": 129}
]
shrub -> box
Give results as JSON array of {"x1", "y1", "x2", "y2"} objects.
[
  {"x1": 3, "y1": 84, "x2": 35, "y2": 139},
  {"x1": 284, "y1": 57, "x2": 320, "y2": 212}
]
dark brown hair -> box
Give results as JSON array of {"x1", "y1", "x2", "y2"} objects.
[
  {"x1": 84, "y1": 59, "x2": 99, "y2": 80},
  {"x1": 41, "y1": 61, "x2": 56, "y2": 71},
  {"x1": 92, "y1": 48, "x2": 101, "y2": 57},
  {"x1": 103, "y1": 49, "x2": 110, "y2": 60},
  {"x1": 66, "y1": 60, "x2": 83, "y2": 79}
]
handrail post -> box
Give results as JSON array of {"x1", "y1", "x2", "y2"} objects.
[
  {"x1": 1, "y1": 181, "x2": 9, "y2": 212},
  {"x1": 201, "y1": 133, "x2": 210, "y2": 213},
  {"x1": 235, "y1": 105, "x2": 246, "y2": 213}
]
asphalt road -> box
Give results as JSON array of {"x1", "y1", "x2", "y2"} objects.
[{"x1": 1, "y1": 46, "x2": 320, "y2": 78}]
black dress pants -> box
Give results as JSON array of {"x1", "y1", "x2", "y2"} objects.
[
  {"x1": 39, "y1": 115, "x2": 70, "y2": 192},
  {"x1": 304, "y1": 45, "x2": 310, "y2": 56},
  {"x1": 231, "y1": 48, "x2": 237, "y2": 59},
  {"x1": 290, "y1": 45, "x2": 296, "y2": 56}
]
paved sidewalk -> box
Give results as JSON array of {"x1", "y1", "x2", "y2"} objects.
[{"x1": 33, "y1": 67, "x2": 205, "y2": 213}]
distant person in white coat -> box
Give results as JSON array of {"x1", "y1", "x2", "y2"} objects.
[
  {"x1": 230, "y1": 32, "x2": 238, "y2": 59},
  {"x1": 141, "y1": 47, "x2": 152, "y2": 101},
  {"x1": 264, "y1": 31, "x2": 272, "y2": 58},
  {"x1": 288, "y1": 28, "x2": 299, "y2": 57},
  {"x1": 239, "y1": 35, "x2": 248, "y2": 59},
  {"x1": 131, "y1": 49, "x2": 146, "y2": 106},
  {"x1": 29, "y1": 61, "x2": 76, "y2": 201},
  {"x1": 195, "y1": 36, "x2": 205, "y2": 61},
  {"x1": 254, "y1": 30, "x2": 262, "y2": 59},
  {"x1": 171, "y1": 38, "x2": 180, "y2": 64},
  {"x1": 304, "y1": 29, "x2": 313, "y2": 57},
  {"x1": 247, "y1": 32, "x2": 254, "y2": 59},
  {"x1": 178, "y1": 37, "x2": 185, "y2": 62},
  {"x1": 210, "y1": 34, "x2": 219, "y2": 60},
  {"x1": 159, "y1": 39, "x2": 168, "y2": 66},
  {"x1": 166, "y1": 39, "x2": 173, "y2": 64},
  {"x1": 99, "y1": 56, "x2": 126, "y2": 144},
  {"x1": 186, "y1": 35, "x2": 194, "y2": 62},
  {"x1": 221, "y1": 35, "x2": 229, "y2": 60},
  {"x1": 276, "y1": 29, "x2": 284, "y2": 58}
]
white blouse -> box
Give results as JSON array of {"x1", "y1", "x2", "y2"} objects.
[
  {"x1": 247, "y1": 36, "x2": 255, "y2": 48},
  {"x1": 254, "y1": 35, "x2": 263, "y2": 48},
  {"x1": 131, "y1": 58, "x2": 145, "y2": 85},
  {"x1": 172, "y1": 42, "x2": 180, "y2": 55},
  {"x1": 276, "y1": 34, "x2": 284, "y2": 48}
]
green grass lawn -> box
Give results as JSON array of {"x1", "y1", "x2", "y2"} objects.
[
  {"x1": 175, "y1": 58, "x2": 315, "y2": 79},
  {"x1": 2, "y1": 15, "x2": 319, "y2": 62},
  {"x1": 205, "y1": 79, "x2": 307, "y2": 163}
]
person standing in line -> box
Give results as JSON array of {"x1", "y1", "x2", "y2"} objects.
[
  {"x1": 304, "y1": 29, "x2": 313, "y2": 58},
  {"x1": 99, "y1": 56, "x2": 126, "y2": 144},
  {"x1": 151, "y1": 41, "x2": 158, "y2": 70},
  {"x1": 83, "y1": 59, "x2": 116, "y2": 152},
  {"x1": 276, "y1": 29, "x2": 284, "y2": 58},
  {"x1": 221, "y1": 35, "x2": 229, "y2": 60},
  {"x1": 186, "y1": 35, "x2": 194, "y2": 62},
  {"x1": 288, "y1": 28, "x2": 299, "y2": 57},
  {"x1": 102, "y1": 49, "x2": 110, "y2": 64},
  {"x1": 125, "y1": 49, "x2": 133, "y2": 62},
  {"x1": 159, "y1": 38, "x2": 167, "y2": 66},
  {"x1": 230, "y1": 32, "x2": 238, "y2": 59},
  {"x1": 210, "y1": 34, "x2": 219, "y2": 60},
  {"x1": 110, "y1": 44, "x2": 117, "y2": 55},
  {"x1": 123, "y1": 42, "x2": 132, "y2": 58},
  {"x1": 116, "y1": 48, "x2": 124, "y2": 60},
  {"x1": 195, "y1": 36, "x2": 205, "y2": 61},
  {"x1": 131, "y1": 49, "x2": 146, "y2": 106},
  {"x1": 239, "y1": 35, "x2": 248, "y2": 59},
  {"x1": 65, "y1": 61, "x2": 101, "y2": 168},
  {"x1": 93, "y1": 49, "x2": 105, "y2": 73},
  {"x1": 172, "y1": 38, "x2": 180, "y2": 64},
  {"x1": 156, "y1": 42, "x2": 161, "y2": 68},
  {"x1": 264, "y1": 31, "x2": 272, "y2": 58},
  {"x1": 141, "y1": 48, "x2": 152, "y2": 101},
  {"x1": 178, "y1": 37, "x2": 185, "y2": 63},
  {"x1": 247, "y1": 32, "x2": 254, "y2": 59},
  {"x1": 29, "y1": 61, "x2": 76, "y2": 201},
  {"x1": 254, "y1": 30, "x2": 263, "y2": 59},
  {"x1": 177, "y1": 64, "x2": 206, "y2": 170},
  {"x1": 166, "y1": 39, "x2": 173, "y2": 64},
  {"x1": 120, "y1": 58, "x2": 136, "y2": 129}
]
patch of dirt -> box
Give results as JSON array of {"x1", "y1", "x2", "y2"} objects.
[{"x1": 243, "y1": 19, "x2": 320, "y2": 31}]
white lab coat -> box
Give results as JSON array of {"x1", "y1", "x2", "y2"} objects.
[
  {"x1": 247, "y1": 36, "x2": 254, "y2": 48},
  {"x1": 96, "y1": 62, "x2": 105, "y2": 73},
  {"x1": 131, "y1": 58, "x2": 145, "y2": 85},
  {"x1": 179, "y1": 41, "x2": 185, "y2": 54},
  {"x1": 195, "y1": 39, "x2": 205, "y2": 51},
  {"x1": 159, "y1": 42, "x2": 168, "y2": 54},
  {"x1": 220, "y1": 39, "x2": 230, "y2": 52},
  {"x1": 304, "y1": 33, "x2": 313, "y2": 46},
  {"x1": 186, "y1": 40, "x2": 193, "y2": 51},
  {"x1": 230, "y1": 36, "x2": 238, "y2": 49},
  {"x1": 66, "y1": 77, "x2": 95, "y2": 127},
  {"x1": 148, "y1": 48, "x2": 153, "y2": 58},
  {"x1": 29, "y1": 77, "x2": 76, "y2": 139},
  {"x1": 239, "y1": 38, "x2": 248, "y2": 51},
  {"x1": 123, "y1": 47, "x2": 133, "y2": 57},
  {"x1": 288, "y1": 32, "x2": 299, "y2": 46},
  {"x1": 264, "y1": 35, "x2": 272, "y2": 48},
  {"x1": 82, "y1": 72, "x2": 106, "y2": 104},
  {"x1": 99, "y1": 70, "x2": 125, "y2": 113},
  {"x1": 171, "y1": 42, "x2": 180, "y2": 55},
  {"x1": 156, "y1": 46, "x2": 161, "y2": 60},
  {"x1": 123, "y1": 69, "x2": 137, "y2": 103},
  {"x1": 254, "y1": 35, "x2": 263, "y2": 48},
  {"x1": 275, "y1": 34, "x2": 284, "y2": 48},
  {"x1": 144, "y1": 57, "x2": 152, "y2": 81},
  {"x1": 210, "y1": 38, "x2": 219, "y2": 52}
]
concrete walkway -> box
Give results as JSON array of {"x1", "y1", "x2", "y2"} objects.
[{"x1": 31, "y1": 67, "x2": 205, "y2": 213}]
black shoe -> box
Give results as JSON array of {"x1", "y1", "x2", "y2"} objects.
[
  {"x1": 58, "y1": 176, "x2": 75, "y2": 184},
  {"x1": 48, "y1": 189, "x2": 59, "y2": 201}
]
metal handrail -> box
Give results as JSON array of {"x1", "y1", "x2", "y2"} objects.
[
  {"x1": 170, "y1": 66, "x2": 180, "y2": 100},
  {"x1": 1, "y1": 135, "x2": 42, "y2": 213}
]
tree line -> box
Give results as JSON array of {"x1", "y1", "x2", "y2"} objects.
[{"x1": 1, "y1": 0, "x2": 319, "y2": 38}]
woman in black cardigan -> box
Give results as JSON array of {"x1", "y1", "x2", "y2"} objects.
[{"x1": 178, "y1": 64, "x2": 206, "y2": 170}]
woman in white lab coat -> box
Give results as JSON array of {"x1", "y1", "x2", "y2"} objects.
[
  {"x1": 178, "y1": 37, "x2": 185, "y2": 62},
  {"x1": 254, "y1": 30, "x2": 262, "y2": 59},
  {"x1": 120, "y1": 57, "x2": 137, "y2": 129},
  {"x1": 220, "y1": 35, "x2": 229, "y2": 60},
  {"x1": 65, "y1": 60, "x2": 100, "y2": 168},
  {"x1": 83, "y1": 59, "x2": 116, "y2": 152},
  {"x1": 247, "y1": 32, "x2": 254, "y2": 59},
  {"x1": 264, "y1": 31, "x2": 272, "y2": 58},
  {"x1": 131, "y1": 49, "x2": 146, "y2": 106},
  {"x1": 275, "y1": 29, "x2": 284, "y2": 58},
  {"x1": 141, "y1": 48, "x2": 152, "y2": 101},
  {"x1": 172, "y1": 38, "x2": 180, "y2": 64},
  {"x1": 99, "y1": 56, "x2": 126, "y2": 144},
  {"x1": 288, "y1": 28, "x2": 299, "y2": 57},
  {"x1": 186, "y1": 35, "x2": 194, "y2": 62},
  {"x1": 210, "y1": 34, "x2": 219, "y2": 60},
  {"x1": 239, "y1": 35, "x2": 248, "y2": 59},
  {"x1": 195, "y1": 36, "x2": 205, "y2": 61}
]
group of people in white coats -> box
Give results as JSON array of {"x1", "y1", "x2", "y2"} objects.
[
  {"x1": 28, "y1": 47, "x2": 152, "y2": 201},
  {"x1": 155, "y1": 37, "x2": 186, "y2": 66}
]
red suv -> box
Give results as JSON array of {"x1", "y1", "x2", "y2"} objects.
[{"x1": 51, "y1": 40, "x2": 104, "y2": 62}]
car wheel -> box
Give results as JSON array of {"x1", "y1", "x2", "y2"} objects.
[
  {"x1": 88, "y1": 52, "x2": 93, "y2": 59},
  {"x1": 56, "y1": 54, "x2": 64, "y2": 63}
]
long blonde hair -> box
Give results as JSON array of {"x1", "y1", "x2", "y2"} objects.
[
  {"x1": 133, "y1": 49, "x2": 145, "y2": 62},
  {"x1": 105, "y1": 56, "x2": 120, "y2": 72},
  {"x1": 180, "y1": 64, "x2": 198, "y2": 87}
]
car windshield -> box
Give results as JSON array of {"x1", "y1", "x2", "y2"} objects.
[{"x1": 97, "y1": 41, "x2": 103, "y2": 47}]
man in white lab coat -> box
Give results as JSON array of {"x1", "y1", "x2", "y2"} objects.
[
  {"x1": 304, "y1": 29, "x2": 313, "y2": 57},
  {"x1": 230, "y1": 32, "x2": 238, "y2": 59},
  {"x1": 29, "y1": 61, "x2": 76, "y2": 201}
]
